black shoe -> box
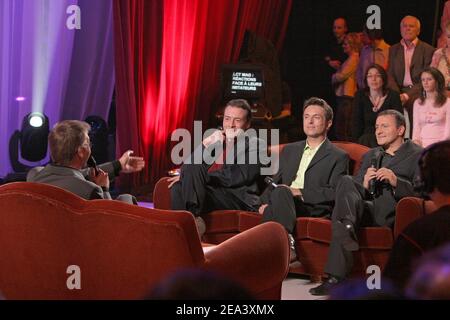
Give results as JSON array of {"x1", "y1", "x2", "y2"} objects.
[
  {"x1": 309, "y1": 276, "x2": 341, "y2": 296},
  {"x1": 288, "y1": 234, "x2": 297, "y2": 262},
  {"x1": 333, "y1": 221, "x2": 359, "y2": 251}
]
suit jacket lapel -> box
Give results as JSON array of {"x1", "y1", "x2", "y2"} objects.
[
  {"x1": 285, "y1": 141, "x2": 306, "y2": 183},
  {"x1": 306, "y1": 139, "x2": 331, "y2": 171}
]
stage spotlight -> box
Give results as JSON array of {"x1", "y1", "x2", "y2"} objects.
[
  {"x1": 6, "y1": 112, "x2": 49, "y2": 182},
  {"x1": 20, "y1": 112, "x2": 49, "y2": 162},
  {"x1": 28, "y1": 112, "x2": 45, "y2": 128}
]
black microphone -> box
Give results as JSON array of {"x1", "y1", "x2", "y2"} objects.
[
  {"x1": 368, "y1": 157, "x2": 377, "y2": 196},
  {"x1": 368, "y1": 150, "x2": 384, "y2": 196},
  {"x1": 264, "y1": 177, "x2": 278, "y2": 188},
  {"x1": 87, "y1": 155, "x2": 99, "y2": 176}
]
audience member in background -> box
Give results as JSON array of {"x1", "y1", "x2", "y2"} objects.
[
  {"x1": 383, "y1": 141, "x2": 450, "y2": 291},
  {"x1": 431, "y1": 21, "x2": 450, "y2": 95},
  {"x1": 332, "y1": 32, "x2": 362, "y2": 141},
  {"x1": 168, "y1": 99, "x2": 265, "y2": 237},
  {"x1": 405, "y1": 243, "x2": 450, "y2": 300},
  {"x1": 27, "y1": 120, "x2": 144, "y2": 204},
  {"x1": 412, "y1": 67, "x2": 450, "y2": 148},
  {"x1": 147, "y1": 268, "x2": 254, "y2": 300},
  {"x1": 352, "y1": 64, "x2": 402, "y2": 147},
  {"x1": 259, "y1": 97, "x2": 348, "y2": 262},
  {"x1": 437, "y1": 0, "x2": 450, "y2": 49},
  {"x1": 356, "y1": 27, "x2": 390, "y2": 90},
  {"x1": 324, "y1": 17, "x2": 349, "y2": 140},
  {"x1": 387, "y1": 15, "x2": 435, "y2": 138},
  {"x1": 325, "y1": 17, "x2": 349, "y2": 72},
  {"x1": 310, "y1": 110, "x2": 422, "y2": 296}
]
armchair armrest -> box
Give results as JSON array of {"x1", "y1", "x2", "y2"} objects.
[
  {"x1": 394, "y1": 197, "x2": 437, "y2": 239},
  {"x1": 153, "y1": 177, "x2": 172, "y2": 209},
  {"x1": 203, "y1": 222, "x2": 289, "y2": 299}
]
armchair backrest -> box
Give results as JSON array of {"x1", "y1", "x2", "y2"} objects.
[
  {"x1": 0, "y1": 182, "x2": 204, "y2": 299},
  {"x1": 331, "y1": 141, "x2": 369, "y2": 175},
  {"x1": 269, "y1": 141, "x2": 369, "y2": 176}
]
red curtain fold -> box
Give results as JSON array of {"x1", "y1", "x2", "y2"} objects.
[{"x1": 113, "y1": 0, "x2": 292, "y2": 190}]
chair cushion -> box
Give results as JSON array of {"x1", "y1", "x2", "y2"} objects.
[
  {"x1": 296, "y1": 217, "x2": 394, "y2": 249},
  {"x1": 203, "y1": 210, "x2": 261, "y2": 234}
]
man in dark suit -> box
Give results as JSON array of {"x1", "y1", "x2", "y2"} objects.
[
  {"x1": 27, "y1": 120, "x2": 145, "y2": 203},
  {"x1": 383, "y1": 140, "x2": 450, "y2": 290},
  {"x1": 258, "y1": 97, "x2": 349, "y2": 261},
  {"x1": 169, "y1": 99, "x2": 266, "y2": 236},
  {"x1": 310, "y1": 109, "x2": 422, "y2": 296},
  {"x1": 387, "y1": 16, "x2": 435, "y2": 137}
]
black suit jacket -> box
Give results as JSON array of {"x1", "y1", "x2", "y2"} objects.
[
  {"x1": 387, "y1": 40, "x2": 435, "y2": 94},
  {"x1": 194, "y1": 134, "x2": 266, "y2": 210},
  {"x1": 354, "y1": 140, "x2": 423, "y2": 226},
  {"x1": 261, "y1": 139, "x2": 349, "y2": 217}
]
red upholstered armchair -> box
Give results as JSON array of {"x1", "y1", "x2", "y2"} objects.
[
  {"x1": 0, "y1": 182, "x2": 289, "y2": 299},
  {"x1": 153, "y1": 141, "x2": 431, "y2": 281}
]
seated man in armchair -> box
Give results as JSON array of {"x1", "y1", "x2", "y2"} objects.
[
  {"x1": 259, "y1": 97, "x2": 349, "y2": 261},
  {"x1": 310, "y1": 110, "x2": 422, "y2": 295},
  {"x1": 168, "y1": 99, "x2": 266, "y2": 236}
]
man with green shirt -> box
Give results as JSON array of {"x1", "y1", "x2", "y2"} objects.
[{"x1": 259, "y1": 97, "x2": 349, "y2": 261}]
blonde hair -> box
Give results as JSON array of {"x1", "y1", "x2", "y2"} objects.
[{"x1": 344, "y1": 32, "x2": 362, "y2": 53}]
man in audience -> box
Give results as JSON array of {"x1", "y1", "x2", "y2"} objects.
[
  {"x1": 27, "y1": 120, "x2": 145, "y2": 204},
  {"x1": 310, "y1": 110, "x2": 422, "y2": 295},
  {"x1": 259, "y1": 97, "x2": 349, "y2": 261},
  {"x1": 383, "y1": 140, "x2": 450, "y2": 290},
  {"x1": 325, "y1": 17, "x2": 349, "y2": 71},
  {"x1": 387, "y1": 15, "x2": 435, "y2": 137},
  {"x1": 168, "y1": 99, "x2": 265, "y2": 236},
  {"x1": 323, "y1": 17, "x2": 349, "y2": 140},
  {"x1": 356, "y1": 26, "x2": 390, "y2": 89}
]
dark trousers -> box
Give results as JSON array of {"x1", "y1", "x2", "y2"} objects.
[
  {"x1": 261, "y1": 186, "x2": 313, "y2": 234},
  {"x1": 325, "y1": 175, "x2": 387, "y2": 278},
  {"x1": 170, "y1": 163, "x2": 247, "y2": 216}
]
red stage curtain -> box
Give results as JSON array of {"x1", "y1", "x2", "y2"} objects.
[{"x1": 113, "y1": 0, "x2": 292, "y2": 190}]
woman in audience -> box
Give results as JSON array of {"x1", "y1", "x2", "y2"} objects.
[
  {"x1": 412, "y1": 67, "x2": 450, "y2": 147},
  {"x1": 352, "y1": 64, "x2": 402, "y2": 147},
  {"x1": 431, "y1": 20, "x2": 450, "y2": 95},
  {"x1": 332, "y1": 32, "x2": 362, "y2": 141}
]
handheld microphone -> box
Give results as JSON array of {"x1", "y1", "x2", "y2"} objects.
[
  {"x1": 368, "y1": 157, "x2": 378, "y2": 196},
  {"x1": 264, "y1": 177, "x2": 278, "y2": 188},
  {"x1": 87, "y1": 155, "x2": 99, "y2": 176}
]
